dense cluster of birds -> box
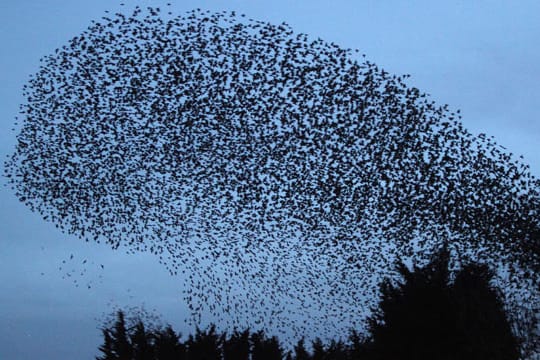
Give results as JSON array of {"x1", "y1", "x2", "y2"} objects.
[{"x1": 5, "y1": 6, "x2": 539, "y2": 341}]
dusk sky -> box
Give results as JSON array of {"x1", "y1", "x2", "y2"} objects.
[{"x1": 1, "y1": 1, "x2": 539, "y2": 359}]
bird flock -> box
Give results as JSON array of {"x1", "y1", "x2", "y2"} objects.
[{"x1": 5, "y1": 6, "x2": 539, "y2": 341}]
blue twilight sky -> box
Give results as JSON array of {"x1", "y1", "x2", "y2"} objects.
[{"x1": 1, "y1": 1, "x2": 539, "y2": 359}]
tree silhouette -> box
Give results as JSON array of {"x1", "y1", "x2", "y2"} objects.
[
  {"x1": 96, "y1": 311, "x2": 133, "y2": 360},
  {"x1": 325, "y1": 340, "x2": 347, "y2": 360},
  {"x1": 96, "y1": 328, "x2": 115, "y2": 360},
  {"x1": 96, "y1": 278, "x2": 525, "y2": 360},
  {"x1": 310, "y1": 338, "x2": 325, "y2": 360},
  {"x1": 367, "y1": 247, "x2": 520, "y2": 360},
  {"x1": 452, "y1": 263, "x2": 520, "y2": 360},
  {"x1": 130, "y1": 321, "x2": 152, "y2": 360},
  {"x1": 153, "y1": 325, "x2": 185, "y2": 360},
  {"x1": 250, "y1": 330, "x2": 284, "y2": 360},
  {"x1": 223, "y1": 329, "x2": 250, "y2": 360},
  {"x1": 347, "y1": 330, "x2": 369, "y2": 360},
  {"x1": 293, "y1": 338, "x2": 310, "y2": 360},
  {"x1": 185, "y1": 325, "x2": 222, "y2": 360}
]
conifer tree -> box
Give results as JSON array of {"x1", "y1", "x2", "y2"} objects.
[
  {"x1": 293, "y1": 338, "x2": 310, "y2": 360},
  {"x1": 367, "y1": 248, "x2": 520, "y2": 360},
  {"x1": 186, "y1": 325, "x2": 222, "y2": 360},
  {"x1": 452, "y1": 263, "x2": 519, "y2": 360},
  {"x1": 250, "y1": 330, "x2": 283, "y2": 360},
  {"x1": 130, "y1": 321, "x2": 152, "y2": 360},
  {"x1": 96, "y1": 311, "x2": 132, "y2": 360},
  {"x1": 96, "y1": 329, "x2": 115, "y2": 360},
  {"x1": 310, "y1": 338, "x2": 326, "y2": 360},
  {"x1": 153, "y1": 325, "x2": 185, "y2": 360},
  {"x1": 223, "y1": 329, "x2": 250, "y2": 360}
]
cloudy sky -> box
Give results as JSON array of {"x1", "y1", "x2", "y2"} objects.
[{"x1": 1, "y1": 1, "x2": 539, "y2": 359}]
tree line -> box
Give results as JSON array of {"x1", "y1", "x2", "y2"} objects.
[{"x1": 96, "y1": 248, "x2": 525, "y2": 360}]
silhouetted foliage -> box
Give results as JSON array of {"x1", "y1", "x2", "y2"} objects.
[
  {"x1": 185, "y1": 325, "x2": 222, "y2": 360},
  {"x1": 251, "y1": 330, "x2": 284, "y2": 360},
  {"x1": 325, "y1": 340, "x2": 347, "y2": 360},
  {"x1": 367, "y1": 247, "x2": 520, "y2": 360},
  {"x1": 97, "y1": 329, "x2": 115, "y2": 360},
  {"x1": 310, "y1": 338, "x2": 326, "y2": 360},
  {"x1": 130, "y1": 321, "x2": 153, "y2": 360},
  {"x1": 222, "y1": 329, "x2": 250, "y2": 360},
  {"x1": 347, "y1": 330, "x2": 369, "y2": 360},
  {"x1": 96, "y1": 311, "x2": 132, "y2": 360},
  {"x1": 97, "y1": 266, "x2": 524, "y2": 360},
  {"x1": 293, "y1": 338, "x2": 310, "y2": 360},
  {"x1": 153, "y1": 325, "x2": 185, "y2": 360},
  {"x1": 452, "y1": 263, "x2": 521, "y2": 360}
]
